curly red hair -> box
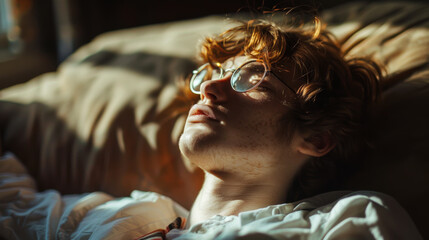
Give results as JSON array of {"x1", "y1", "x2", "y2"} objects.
[{"x1": 182, "y1": 16, "x2": 382, "y2": 200}]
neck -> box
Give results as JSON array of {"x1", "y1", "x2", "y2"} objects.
[{"x1": 187, "y1": 169, "x2": 294, "y2": 226}]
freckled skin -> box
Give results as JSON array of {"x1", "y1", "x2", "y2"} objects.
[
  {"x1": 179, "y1": 56, "x2": 311, "y2": 226},
  {"x1": 179, "y1": 56, "x2": 293, "y2": 182}
]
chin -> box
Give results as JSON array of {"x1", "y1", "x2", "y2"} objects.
[
  {"x1": 179, "y1": 125, "x2": 222, "y2": 165},
  {"x1": 179, "y1": 127, "x2": 209, "y2": 156}
]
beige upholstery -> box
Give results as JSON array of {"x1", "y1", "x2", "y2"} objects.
[
  {"x1": 0, "y1": 16, "x2": 238, "y2": 208},
  {"x1": 0, "y1": 1, "x2": 428, "y2": 237}
]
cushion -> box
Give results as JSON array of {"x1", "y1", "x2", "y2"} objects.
[{"x1": 0, "y1": 15, "x2": 237, "y2": 209}]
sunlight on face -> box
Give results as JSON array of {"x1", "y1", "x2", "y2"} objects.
[{"x1": 179, "y1": 55, "x2": 296, "y2": 177}]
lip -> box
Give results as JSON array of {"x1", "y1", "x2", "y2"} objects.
[{"x1": 188, "y1": 104, "x2": 220, "y2": 123}]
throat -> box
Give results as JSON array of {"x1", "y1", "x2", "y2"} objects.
[{"x1": 186, "y1": 172, "x2": 288, "y2": 227}]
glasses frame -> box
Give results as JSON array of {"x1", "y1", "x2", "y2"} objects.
[{"x1": 190, "y1": 59, "x2": 296, "y2": 94}]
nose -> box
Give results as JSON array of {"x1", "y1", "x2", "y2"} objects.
[{"x1": 199, "y1": 76, "x2": 231, "y2": 102}]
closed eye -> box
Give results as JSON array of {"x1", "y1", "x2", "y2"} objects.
[
  {"x1": 253, "y1": 79, "x2": 274, "y2": 92},
  {"x1": 256, "y1": 83, "x2": 273, "y2": 92}
]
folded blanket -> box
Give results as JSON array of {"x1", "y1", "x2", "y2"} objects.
[{"x1": 0, "y1": 153, "x2": 421, "y2": 239}]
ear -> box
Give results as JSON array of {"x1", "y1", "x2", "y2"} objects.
[{"x1": 297, "y1": 132, "x2": 336, "y2": 157}]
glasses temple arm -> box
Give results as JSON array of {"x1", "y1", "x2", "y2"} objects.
[{"x1": 269, "y1": 71, "x2": 297, "y2": 94}]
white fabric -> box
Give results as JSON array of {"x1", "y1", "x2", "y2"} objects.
[
  {"x1": 0, "y1": 153, "x2": 186, "y2": 240},
  {"x1": 172, "y1": 192, "x2": 422, "y2": 240},
  {"x1": 0, "y1": 153, "x2": 422, "y2": 239}
]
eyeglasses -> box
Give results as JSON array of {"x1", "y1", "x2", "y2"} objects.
[{"x1": 190, "y1": 59, "x2": 295, "y2": 94}]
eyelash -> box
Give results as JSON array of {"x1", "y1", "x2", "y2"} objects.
[
  {"x1": 256, "y1": 85, "x2": 270, "y2": 92},
  {"x1": 256, "y1": 82, "x2": 272, "y2": 92}
]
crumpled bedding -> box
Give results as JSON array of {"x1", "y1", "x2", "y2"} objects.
[
  {"x1": 0, "y1": 153, "x2": 421, "y2": 240},
  {"x1": 0, "y1": 153, "x2": 186, "y2": 239}
]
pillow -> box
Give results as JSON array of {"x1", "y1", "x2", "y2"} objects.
[{"x1": 0, "y1": 16, "x2": 237, "y2": 209}]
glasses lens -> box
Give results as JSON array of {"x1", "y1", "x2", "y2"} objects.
[
  {"x1": 190, "y1": 64, "x2": 222, "y2": 94},
  {"x1": 231, "y1": 61, "x2": 267, "y2": 92},
  {"x1": 191, "y1": 68, "x2": 207, "y2": 93}
]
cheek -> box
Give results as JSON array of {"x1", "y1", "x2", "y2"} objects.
[
  {"x1": 238, "y1": 104, "x2": 284, "y2": 132},
  {"x1": 237, "y1": 118, "x2": 275, "y2": 138},
  {"x1": 232, "y1": 109, "x2": 285, "y2": 149},
  {"x1": 227, "y1": 114, "x2": 289, "y2": 173}
]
